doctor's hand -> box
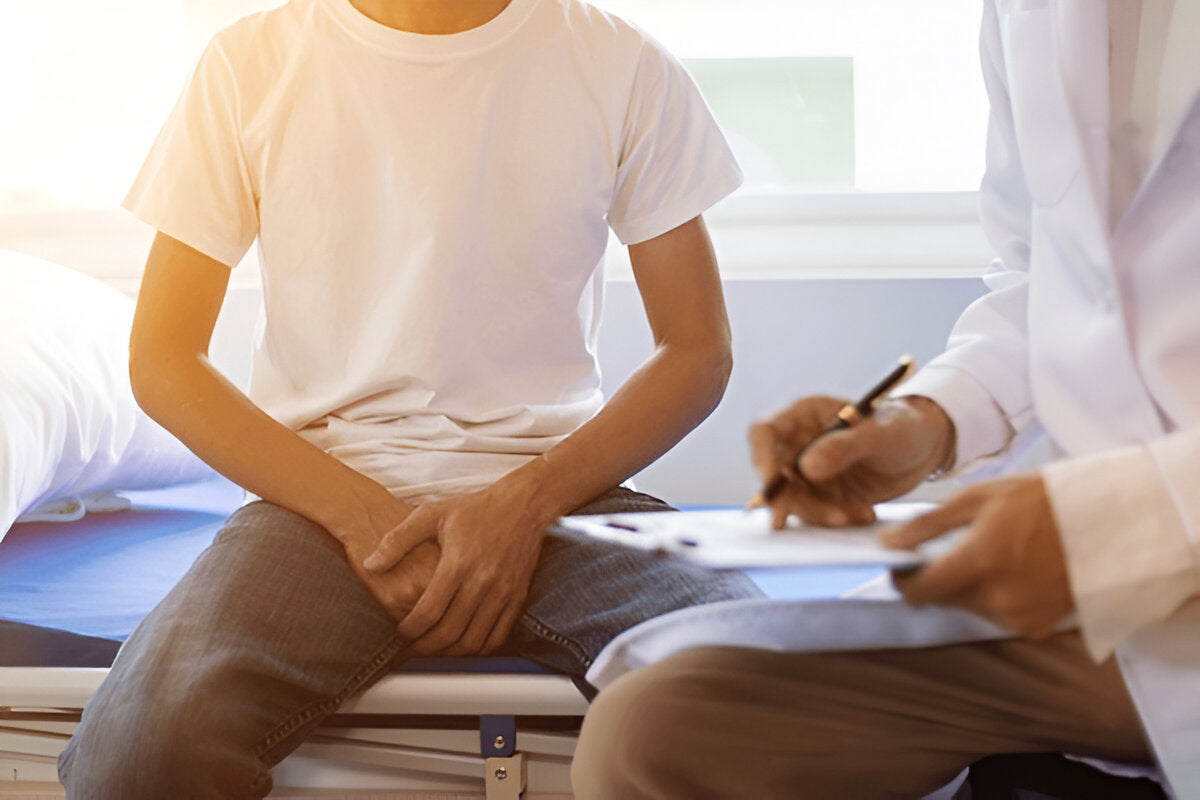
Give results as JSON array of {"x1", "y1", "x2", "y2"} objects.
[
  {"x1": 362, "y1": 486, "x2": 546, "y2": 657},
  {"x1": 749, "y1": 395, "x2": 955, "y2": 529},
  {"x1": 882, "y1": 472, "x2": 1075, "y2": 638}
]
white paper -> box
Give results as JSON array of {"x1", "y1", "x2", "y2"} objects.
[{"x1": 556, "y1": 502, "x2": 965, "y2": 568}]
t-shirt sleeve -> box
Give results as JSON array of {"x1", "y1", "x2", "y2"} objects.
[
  {"x1": 123, "y1": 35, "x2": 258, "y2": 268},
  {"x1": 607, "y1": 37, "x2": 743, "y2": 245}
]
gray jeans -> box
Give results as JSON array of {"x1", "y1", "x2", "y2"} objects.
[{"x1": 58, "y1": 488, "x2": 760, "y2": 798}]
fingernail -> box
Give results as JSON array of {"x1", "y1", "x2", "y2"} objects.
[{"x1": 363, "y1": 555, "x2": 383, "y2": 571}]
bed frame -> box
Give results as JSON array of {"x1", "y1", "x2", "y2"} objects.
[
  {"x1": 1, "y1": 663, "x2": 586, "y2": 799},
  {"x1": 0, "y1": 478, "x2": 598, "y2": 798},
  {"x1": 0, "y1": 478, "x2": 875, "y2": 798}
]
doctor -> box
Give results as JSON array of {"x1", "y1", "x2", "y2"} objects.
[{"x1": 571, "y1": 0, "x2": 1200, "y2": 796}]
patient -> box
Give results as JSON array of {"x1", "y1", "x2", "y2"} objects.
[
  {"x1": 571, "y1": 1, "x2": 1199, "y2": 797},
  {"x1": 57, "y1": 0, "x2": 761, "y2": 795}
]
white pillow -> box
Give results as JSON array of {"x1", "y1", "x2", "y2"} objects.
[{"x1": 0, "y1": 250, "x2": 216, "y2": 537}]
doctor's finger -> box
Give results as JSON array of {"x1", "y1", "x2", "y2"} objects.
[
  {"x1": 879, "y1": 492, "x2": 984, "y2": 550},
  {"x1": 772, "y1": 483, "x2": 876, "y2": 529},
  {"x1": 798, "y1": 421, "x2": 889, "y2": 484},
  {"x1": 933, "y1": 580, "x2": 1060, "y2": 639},
  {"x1": 749, "y1": 398, "x2": 846, "y2": 481},
  {"x1": 748, "y1": 419, "x2": 802, "y2": 484},
  {"x1": 890, "y1": 531, "x2": 989, "y2": 607}
]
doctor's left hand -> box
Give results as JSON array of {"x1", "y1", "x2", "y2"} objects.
[
  {"x1": 881, "y1": 472, "x2": 1075, "y2": 638},
  {"x1": 362, "y1": 487, "x2": 546, "y2": 657}
]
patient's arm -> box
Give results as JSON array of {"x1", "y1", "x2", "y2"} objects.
[
  {"x1": 130, "y1": 232, "x2": 430, "y2": 619},
  {"x1": 366, "y1": 214, "x2": 735, "y2": 656},
  {"x1": 535, "y1": 214, "x2": 734, "y2": 502}
]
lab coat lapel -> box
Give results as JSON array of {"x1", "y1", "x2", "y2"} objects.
[
  {"x1": 1051, "y1": 0, "x2": 1112, "y2": 231},
  {"x1": 1121, "y1": 93, "x2": 1200, "y2": 230},
  {"x1": 1116, "y1": 3, "x2": 1200, "y2": 228}
]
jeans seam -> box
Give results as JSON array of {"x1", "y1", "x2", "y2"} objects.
[
  {"x1": 251, "y1": 633, "x2": 407, "y2": 758},
  {"x1": 520, "y1": 613, "x2": 593, "y2": 672}
]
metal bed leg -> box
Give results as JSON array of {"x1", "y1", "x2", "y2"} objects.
[
  {"x1": 481, "y1": 715, "x2": 527, "y2": 799},
  {"x1": 486, "y1": 752, "x2": 527, "y2": 799}
]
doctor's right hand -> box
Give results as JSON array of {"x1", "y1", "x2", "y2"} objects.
[{"x1": 749, "y1": 394, "x2": 956, "y2": 529}]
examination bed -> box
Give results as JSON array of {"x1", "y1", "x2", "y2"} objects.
[{"x1": 0, "y1": 476, "x2": 875, "y2": 798}]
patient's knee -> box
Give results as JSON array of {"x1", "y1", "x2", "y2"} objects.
[{"x1": 59, "y1": 682, "x2": 272, "y2": 799}]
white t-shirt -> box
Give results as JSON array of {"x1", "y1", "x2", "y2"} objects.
[{"x1": 125, "y1": 0, "x2": 742, "y2": 501}]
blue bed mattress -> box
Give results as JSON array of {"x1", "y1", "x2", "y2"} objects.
[
  {"x1": 0, "y1": 479, "x2": 240, "y2": 666},
  {"x1": 0, "y1": 478, "x2": 880, "y2": 668}
]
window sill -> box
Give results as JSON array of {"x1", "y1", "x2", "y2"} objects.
[
  {"x1": 606, "y1": 189, "x2": 993, "y2": 280},
  {"x1": 1, "y1": 189, "x2": 993, "y2": 293}
]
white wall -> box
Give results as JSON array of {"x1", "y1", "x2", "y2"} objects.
[{"x1": 597, "y1": 276, "x2": 985, "y2": 505}]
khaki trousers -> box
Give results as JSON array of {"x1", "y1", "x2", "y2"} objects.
[{"x1": 571, "y1": 632, "x2": 1153, "y2": 799}]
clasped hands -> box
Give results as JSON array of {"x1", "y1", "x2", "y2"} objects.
[
  {"x1": 343, "y1": 485, "x2": 546, "y2": 657},
  {"x1": 750, "y1": 395, "x2": 1074, "y2": 638}
]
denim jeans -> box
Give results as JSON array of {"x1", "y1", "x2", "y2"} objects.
[{"x1": 58, "y1": 488, "x2": 760, "y2": 798}]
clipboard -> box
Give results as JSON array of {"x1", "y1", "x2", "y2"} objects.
[{"x1": 554, "y1": 502, "x2": 964, "y2": 569}]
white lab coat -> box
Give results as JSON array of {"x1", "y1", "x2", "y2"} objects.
[
  {"x1": 911, "y1": 0, "x2": 1200, "y2": 793},
  {"x1": 591, "y1": 0, "x2": 1200, "y2": 794}
]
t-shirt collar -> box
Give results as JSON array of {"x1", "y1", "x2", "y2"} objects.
[{"x1": 320, "y1": 0, "x2": 540, "y2": 59}]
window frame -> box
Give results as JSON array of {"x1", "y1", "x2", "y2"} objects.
[{"x1": 605, "y1": 188, "x2": 992, "y2": 281}]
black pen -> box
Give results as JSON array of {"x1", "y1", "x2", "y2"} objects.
[{"x1": 748, "y1": 355, "x2": 916, "y2": 508}]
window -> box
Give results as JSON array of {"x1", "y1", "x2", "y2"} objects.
[
  {"x1": 0, "y1": 1, "x2": 281, "y2": 214},
  {"x1": 596, "y1": 0, "x2": 994, "y2": 278},
  {"x1": 0, "y1": 0, "x2": 993, "y2": 286},
  {"x1": 0, "y1": 1, "x2": 278, "y2": 291},
  {"x1": 599, "y1": 0, "x2": 988, "y2": 193}
]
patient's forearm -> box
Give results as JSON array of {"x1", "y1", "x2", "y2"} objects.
[
  {"x1": 492, "y1": 215, "x2": 733, "y2": 525},
  {"x1": 497, "y1": 337, "x2": 731, "y2": 523},
  {"x1": 497, "y1": 215, "x2": 733, "y2": 523},
  {"x1": 130, "y1": 352, "x2": 405, "y2": 546}
]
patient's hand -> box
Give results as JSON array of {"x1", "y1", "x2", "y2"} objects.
[
  {"x1": 362, "y1": 485, "x2": 548, "y2": 658},
  {"x1": 331, "y1": 491, "x2": 441, "y2": 624},
  {"x1": 345, "y1": 535, "x2": 441, "y2": 622}
]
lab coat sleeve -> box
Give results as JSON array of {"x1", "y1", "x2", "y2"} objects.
[
  {"x1": 1044, "y1": 435, "x2": 1200, "y2": 662},
  {"x1": 895, "y1": 0, "x2": 1036, "y2": 471}
]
